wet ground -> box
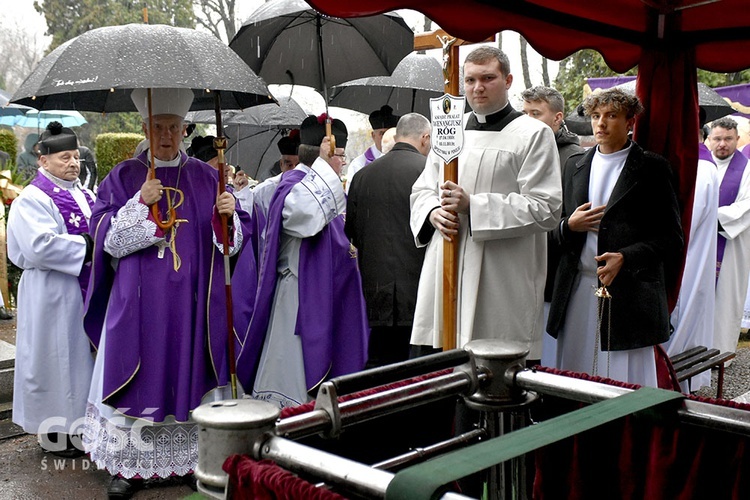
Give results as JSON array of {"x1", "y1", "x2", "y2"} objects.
[
  {"x1": 0, "y1": 316, "x2": 197, "y2": 499},
  {"x1": 0, "y1": 433, "x2": 199, "y2": 499},
  {"x1": 0, "y1": 433, "x2": 198, "y2": 499}
]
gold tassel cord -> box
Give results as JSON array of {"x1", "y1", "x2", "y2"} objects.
[
  {"x1": 161, "y1": 186, "x2": 188, "y2": 272},
  {"x1": 593, "y1": 284, "x2": 612, "y2": 377}
]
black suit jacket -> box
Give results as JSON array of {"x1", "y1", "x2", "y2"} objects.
[
  {"x1": 547, "y1": 142, "x2": 683, "y2": 350},
  {"x1": 345, "y1": 142, "x2": 426, "y2": 327}
]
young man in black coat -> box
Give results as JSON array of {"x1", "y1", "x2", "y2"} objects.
[{"x1": 547, "y1": 88, "x2": 683, "y2": 386}]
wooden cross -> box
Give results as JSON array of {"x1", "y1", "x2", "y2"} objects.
[{"x1": 413, "y1": 30, "x2": 494, "y2": 351}]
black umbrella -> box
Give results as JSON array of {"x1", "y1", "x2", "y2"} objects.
[
  {"x1": 567, "y1": 81, "x2": 737, "y2": 136},
  {"x1": 186, "y1": 96, "x2": 307, "y2": 128},
  {"x1": 224, "y1": 126, "x2": 289, "y2": 181},
  {"x1": 11, "y1": 23, "x2": 275, "y2": 112},
  {"x1": 614, "y1": 80, "x2": 736, "y2": 123},
  {"x1": 229, "y1": 0, "x2": 413, "y2": 105},
  {"x1": 564, "y1": 104, "x2": 593, "y2": 136},
  {"x1": 329, "y1": 52, "x2": 442, "y2": 116}
]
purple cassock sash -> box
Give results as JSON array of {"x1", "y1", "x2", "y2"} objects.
[
  {"x1": 716, "y1": 151, "x2": 747, "y2": 280},
  {"x1": 236, "y1": 168, "x2": 368, "y2": 392},
  {"x1": 30, "y1": 172, "x2": 94, "y2": 299},
  {"x1": 364, "y1": 146, "x2": 377, "y2": 165}
]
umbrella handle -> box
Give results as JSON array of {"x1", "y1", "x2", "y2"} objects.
[
  {"x1": 325, "y1": 119, "x2": 335, "y2": 156},
  {"x1": 147, "y1": 165, "x2": 178, "y2": 230}
]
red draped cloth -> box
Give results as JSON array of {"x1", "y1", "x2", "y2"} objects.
[
  {"x1": 534, "y1": 367, "x2": 750, "y2": 499},
  {"x1": 223, "y1": 456, "x2": 347, "y2": 500}
]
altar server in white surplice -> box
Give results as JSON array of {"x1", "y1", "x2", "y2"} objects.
[
  {"x1": 664, "y1": 134, "x2": 718, "y2": 391},
  {"x1": 8, "y1": 122, "x2": 95, "y2": 458},
  {"x1": 709, "y1": 117, "x2": 750, "y2": 360},
  {"x1": 410, "y1": 46, "x2": 562, "y2": 360}
]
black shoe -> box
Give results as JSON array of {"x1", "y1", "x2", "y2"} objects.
[
  {"x1": 108, "y1": 476, "x2": 143, "y2": 500},
  {"x1": 41, "y1": 433, "x2": 85, "y2": 458},
  {"x1": 182, "y1": 474, "x2": 198, "y2": 491},
  {"x1": 0, "y1": 307, "x2": 13, "y2": 320},
  {"x1": 49, "y1": 447, "x2": 86, "y2": 459}
]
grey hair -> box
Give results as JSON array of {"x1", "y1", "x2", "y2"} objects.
[
  {"x1": 396, "y1": 113, "x2": 431, "y2": 140},
  {"x1": 520, "y1": 86, "x2": 565, "y2": 113},
  {"x1": 464, "y1": 46, "x2": 511, "y2": 76},
  {"x1": 297, "y1": 144, "x2": 320, "y2": 166},
  {"x1": 711, "y1": 116, "x2": 739, "y2": 132}
]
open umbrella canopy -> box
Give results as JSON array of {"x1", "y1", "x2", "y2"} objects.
[
  {"x1": 569, "y1": 81, "x2": 737, "y2": 135},
  {"x1": 329, "y1": 52, "x2": 442, "y2": 116},
  {"x1": 224, "y1": 125, "x2": 288, "y2": 181},
  {"x1": 590, "y1": 79, "x2": 736, "y2": 123},
  {"x1": 12, "y1": 110, "x2": 87, "y2": 129},
  {"x1": 11, "y1": 23, "x2": 275, "y2": 112},
  {"x1": 229, "y1": 0, "x2": 414, "y2": 98},
  {"x1": 186, "y1": 96, "x2": 307, "y2": 128},
  {"x1": 0, "y1": 89, "x2": 33, "y2": 125}
]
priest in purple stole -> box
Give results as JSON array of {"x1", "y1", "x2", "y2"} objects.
[
  {"x1": 8, "y1": 122, "x2": 95, "y2": 458},
  {"x1": 82, "y1": 88, "x2": 252, "y2": 497},
  {"x1": 708, "y1": 117, "x2": 750, "y2": 359},
  {"x1": 236, "y1": 114, "x2": 369, "y2": 409}
]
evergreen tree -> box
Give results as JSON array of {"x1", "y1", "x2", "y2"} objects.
[{"x1": 35, "y1": 0, "x2": 195, "y2": 52}]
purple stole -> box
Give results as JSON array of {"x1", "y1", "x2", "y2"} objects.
[
  {"x1": 236, "y1": 167, "x2": 368, "y2": 391},
  {"x1": 31, "y1": 171, "x2": 94, "y2": 298},
  {"x1": 364, "y1": 146, "x2": 377, "y2": 165},
  {"x1": 698, "y1": 143, "x2": 714, "y2": 164},
  {"x1": 716, "y1": 151, "x2": 747, "y2": 280}
]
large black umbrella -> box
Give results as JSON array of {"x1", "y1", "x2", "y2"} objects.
[
  {"x1": 329, "y1": 52, "x2": 441, "y2": 117},
  {"x1": 186, "y1": 96, "x2": 307, "y2": 128},
  {"x1": 225, "y1": 126, "x2": 289, "y2": 181},
  {"x1": 11, "y1": 23, "x2": 275, "y2": 112},
  {"x1": 229, "y1": 0, "x2": 413, "y2": 105},
  {"x1": 567, "y1": 81, "x2": 737, "y2": 136}
]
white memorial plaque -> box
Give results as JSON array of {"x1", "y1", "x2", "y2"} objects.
[{"x1": 430, "y1": 94, "x2": 465, "y2": 163}]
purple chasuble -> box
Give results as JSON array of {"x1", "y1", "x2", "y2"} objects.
[
  {"x1": 717, "y1": 151, "x2": 747, "y2": 280},
  {"x1": 236, "y1": 168, "x2": 368, "y2": 391},
  {"x1": 31, "y1": 171, "x2": 94, "y2": 298},
  {"x1": 83, "y1": 151, "x2": 253, "y2": 422}
]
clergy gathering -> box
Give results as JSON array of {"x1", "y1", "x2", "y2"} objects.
[{"x1": 2, "y1": 1, "x2": 750, "y2": 499}]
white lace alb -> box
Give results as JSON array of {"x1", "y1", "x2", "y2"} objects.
[{"x1": 83, "y1": 403, "x2": 197, "y2": 479}]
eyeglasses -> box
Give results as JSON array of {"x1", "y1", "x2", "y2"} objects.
[{"x1": 333, "y1": 154, "x2": 347, "y2": 159}]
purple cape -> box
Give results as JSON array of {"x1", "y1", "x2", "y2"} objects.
[
  {"x1": 236, "y1": 168, "x2": 369, "y2": 391},
  {"x1": 84, "y1": 152, "x2": 253, "y2": 422}
]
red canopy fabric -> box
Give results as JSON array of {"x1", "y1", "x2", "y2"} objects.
[
  {"x1": 306, "y1": 0, "x2": 750, "y2": 308},
  {"x1": 304, "y1": 1, "x2": 750, "y2": 73}
]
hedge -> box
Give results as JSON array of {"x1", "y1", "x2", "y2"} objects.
[
  {"x1": 0, "y1": 129, "x2": 17, "y2": 165},
  {"x1": 95, "y1": 132, "x2": 144, "y2": 180}
]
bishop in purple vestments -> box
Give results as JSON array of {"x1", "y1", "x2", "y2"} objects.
[{"x1": 82, "y1": 88, "x2": 252, "y2": 495}]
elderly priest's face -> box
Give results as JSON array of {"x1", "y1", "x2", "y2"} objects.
[
  {"x1": 144, "y1": 114, "x2": 187, "y2": 161},
  {"x1": 41, "y1": 149, "x2": 81, "y2": 182}
]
